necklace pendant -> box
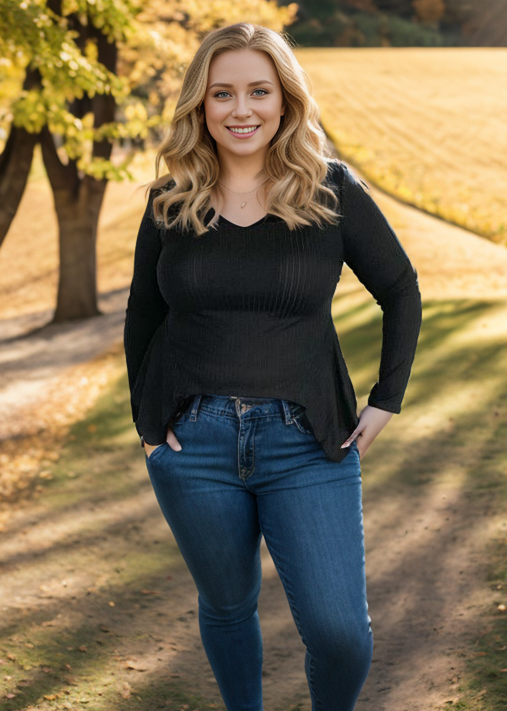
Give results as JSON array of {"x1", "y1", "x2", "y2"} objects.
[{"x1": 240, "y1": 201, "x2": 246, "y2": 208}]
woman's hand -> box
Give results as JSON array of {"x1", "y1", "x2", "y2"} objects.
[
  {"x1": 144, "y1": 426, "x2": 183, "y2": 458},
  {"x1": 340, "y1": 405, "x2": 394, "y2": 459}
]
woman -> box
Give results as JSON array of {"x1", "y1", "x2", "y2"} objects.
[{"x1": 124, "y1": 22, "x2": 422, "y2": 711}]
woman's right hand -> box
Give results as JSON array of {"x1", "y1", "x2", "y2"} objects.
[{"x1": 144, "y1": 427, "x2": 182, "y2": 458}]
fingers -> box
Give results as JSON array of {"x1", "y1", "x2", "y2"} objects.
[
  {"x1": 166, "y1": 427, "x2": 182, "y2": 452},
  {"x1": 340, "y1": 431, "x2": 362, "y2": 449}
]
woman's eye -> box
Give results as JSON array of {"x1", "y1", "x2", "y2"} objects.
[{"x1": 213, "y1": 89, "x2": 268, "y2": 98}]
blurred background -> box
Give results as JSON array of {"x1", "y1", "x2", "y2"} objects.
[{"x1": 1, "y1": 2, "x2": 506, "y2": 710}]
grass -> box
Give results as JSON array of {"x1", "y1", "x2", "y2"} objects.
[
  {"x1": 295, "y1": 47, "x2": 507, "y2": 247},
  {"x1": 1, "y1": 288, "x2": 507, "y2": 709},
  {"x1": 2, "y1": 46, "x2": 507, "y2": 709},
  {"x1": 335, "y1": 277, "x2": 507, "y2": 710},
  {"x1": 447, "y1": 536, "x2": 507, "y2": 711},
  {"x1": 0, "y1": 356, "x2": 222, "y2": 710}
]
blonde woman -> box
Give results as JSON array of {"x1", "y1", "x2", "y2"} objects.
[{"x1": 124, "y1": 22, "x2": 422, "y2": 711}]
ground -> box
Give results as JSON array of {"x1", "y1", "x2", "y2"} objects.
[{"x1": 1, "y1": 148, "x2": 507, "y2": 710}]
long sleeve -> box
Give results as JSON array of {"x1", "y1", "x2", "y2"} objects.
[
  {"x1": 340, "y1": 164, "x2": 422, "y2": 413},
  {"x1": 123, "y1": 189, "x2": 169, "y2": 425}
]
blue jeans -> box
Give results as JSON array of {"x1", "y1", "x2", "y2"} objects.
[{"x1": 145, "y1": 394, "x2": 373, "y2": 711}]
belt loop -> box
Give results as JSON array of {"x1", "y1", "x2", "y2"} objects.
[
  {"x1": 281, "y1": 399, "x2": 294, "y2": 425},
  {"x1": 189, "y1": 394, "x2": 202, "y2": 422}
]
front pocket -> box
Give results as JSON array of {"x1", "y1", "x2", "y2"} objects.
[{"x1": 146, "y1": 443, "x2": 167, "y2": 461}]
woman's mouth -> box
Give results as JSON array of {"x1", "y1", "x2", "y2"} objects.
[{"x1": 226, "y1": 125, "x2": 260, "y2": 138}]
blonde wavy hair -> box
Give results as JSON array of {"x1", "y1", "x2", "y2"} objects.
[{"x1": 146, "y1": 22, "x2": 343, "y2": 236}]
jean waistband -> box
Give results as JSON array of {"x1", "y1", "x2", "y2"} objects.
[{"x1": 185, "y1": 393, "x2": 304, "y2": 423}]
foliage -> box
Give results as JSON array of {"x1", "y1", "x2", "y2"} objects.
[
  {"x1": 412, "y1": 0, "x2": 445, "y2": 26},
  {"x1": 0, "y1": 0, "x2": 298, "y2": 182},
  {"x1": 383, "y1": 12, "x2": 449, "y2": 45},
  {"x1": 286, "y1": 0, "x2": 504, "y2": 47},
  {"x1": 289, "y1": 7, "x2": 447, "y2": 47}
]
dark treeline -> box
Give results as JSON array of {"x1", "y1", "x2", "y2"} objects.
[{"x1": 282, "y1": 0, "x2": 507, "y2": 47}]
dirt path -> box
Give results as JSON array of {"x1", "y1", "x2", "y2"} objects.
[{"x1": 1, "y1": 156, "x2": 507, "y2": 710}]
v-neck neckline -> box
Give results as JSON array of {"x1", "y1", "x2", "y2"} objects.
[
  {"x1": 220, "y1": 214, "x2": 269, "y2": 229},
  {"x1": 208, "y1": 207, "x2": 273, "y2": 230}
]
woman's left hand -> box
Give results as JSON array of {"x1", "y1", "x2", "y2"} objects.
[{"x1": 340, "y1": 405, "x2": 394, "y2": 459}]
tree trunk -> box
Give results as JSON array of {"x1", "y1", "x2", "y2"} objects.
[
  {"x1": 0, "y1": 67, "x2": 43, "y2": 247},
  {"x1": 2, "y1": 4, "x2": 119, "y2": 324},
  {"x1": 52, "y1": 180, "x2": 107, "y2": 322},
  {"x1": 0, "y1": 126, "x2": 39, "y2": 248},
  {"x1": 39, "y1": 20, "x2": 116, "y2": 322},
  {"x1": 40, "y1": 125, "x2": 111, "y2": 322},
  {"x1": 40, "y1": 13, "x2": 117, "y2": 323}
]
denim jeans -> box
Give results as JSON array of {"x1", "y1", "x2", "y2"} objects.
[{"x1": 145, "y1": 394, "x2": 373, "y2": 711}]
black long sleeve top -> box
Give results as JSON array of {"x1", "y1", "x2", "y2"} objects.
[{"x1": 123, "y1": 159, "x2": 422, "y2": 463}]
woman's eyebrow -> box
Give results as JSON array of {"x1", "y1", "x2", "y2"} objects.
[{"x1": 208, "y1": 80, "x2": 274, "y2": 89}]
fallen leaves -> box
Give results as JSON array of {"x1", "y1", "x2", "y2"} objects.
[
  {"x1": 124, "y1": 658, "x2": 148, "y2": 671},
  {"x1": 120, "y1": 681, "x2": 132, "y2": 699},
  {"x1": 0, "y1": 339, "x2": 124, "y2": 514}
]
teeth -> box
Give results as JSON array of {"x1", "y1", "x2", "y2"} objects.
[{"x1": 228, "y1": 126, "x2": 259, "y2": 134}]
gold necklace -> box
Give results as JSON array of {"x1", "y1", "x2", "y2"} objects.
[{"x1": 217, "y1": 177, "x2": 269, "y2": 208}]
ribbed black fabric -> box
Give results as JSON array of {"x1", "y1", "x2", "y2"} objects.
[{"x1": 123, "y1": 159, "x2": 422, "y2": 462}]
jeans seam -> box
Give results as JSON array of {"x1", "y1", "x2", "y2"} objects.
[
  {"x1": 309, "y1": 653, "x2": 319, "y2": 711},
  {"x1": 292, "y1": 413, "x2": 314, "y2": 436}
]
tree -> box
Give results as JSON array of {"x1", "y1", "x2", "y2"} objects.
[
  {"x1": 461, "y1": 0, "x2": 507, "y2": 46},
  {"x1": 411, "y1": 0, "x2": 445, "y2": 27},
  {"x1": 371, "y1": 0, "x2": 413, "y2": 18},
  {"x1": 0, "y1": 0, "x2": 298, "y2": 322},
  {"x1": 344, "y1": 0, "x2": 378, "y2": 11}
]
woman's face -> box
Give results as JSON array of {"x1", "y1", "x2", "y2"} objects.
[{"x1": 203, "y1": 49, "x2": 285, "y2": 160}]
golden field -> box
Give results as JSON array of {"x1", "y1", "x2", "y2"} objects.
[{"x1": 296, "y1": 47, "x2": 507, "y2": 246}]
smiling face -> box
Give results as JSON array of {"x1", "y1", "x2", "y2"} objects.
[{"x1": 203, "y1": 48, "x2": 285, "y2": 163}]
